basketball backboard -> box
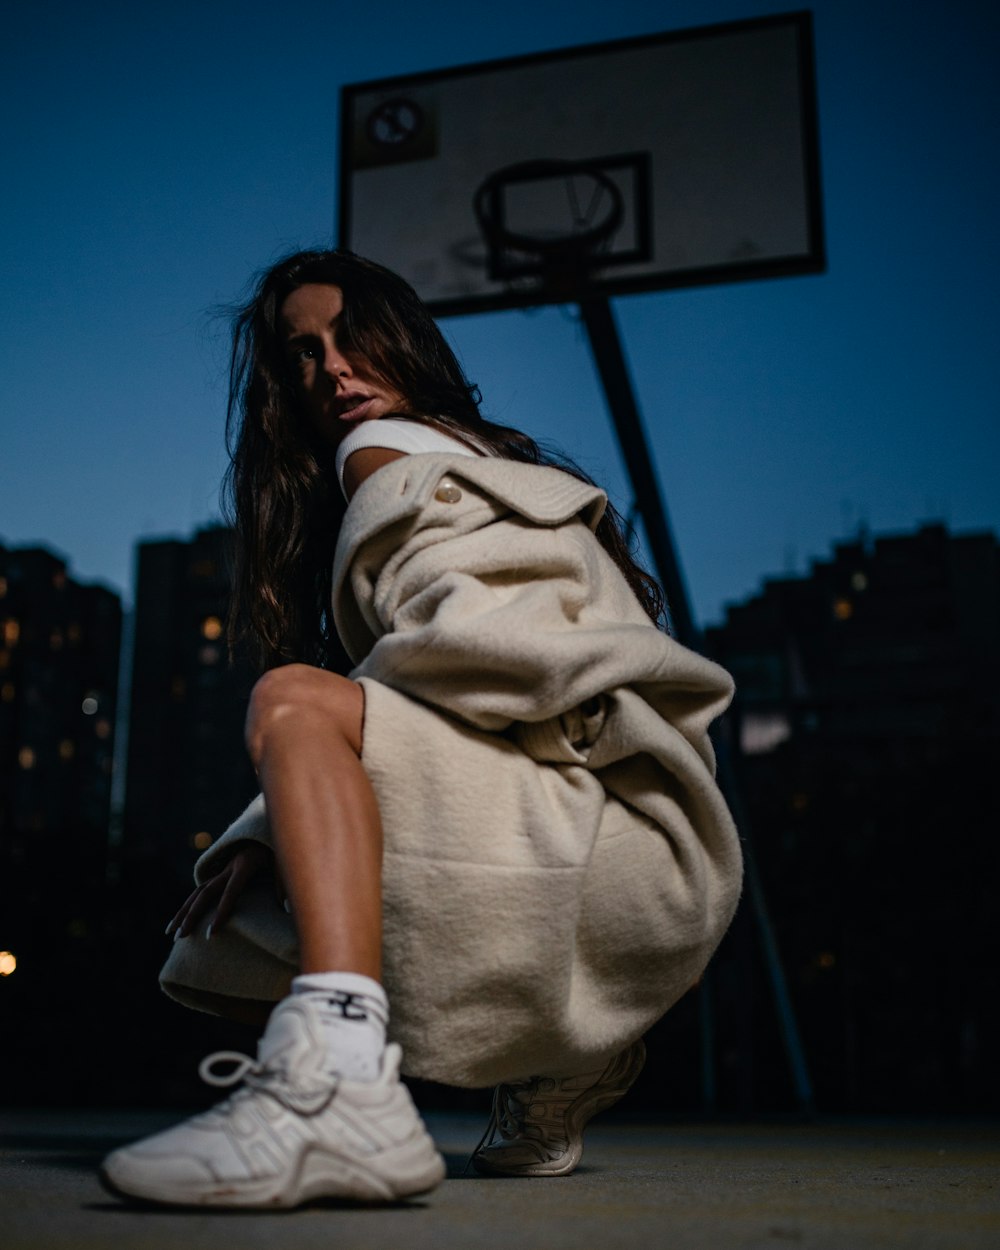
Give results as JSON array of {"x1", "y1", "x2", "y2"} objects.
[{"x1": 338, "y1": 11, "x2": 824, "y2": 316}]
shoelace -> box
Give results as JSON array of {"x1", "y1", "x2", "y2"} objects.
[
  {"x1": 199, "y1": 1050, "x2": 260, "y2": 1089},
  {"x1": 165, "y1": 1050, "x2": 265, "y2": 1125},
  {"x1": 195, "y1": 1046, "x2": 338, "y2": 1116}
]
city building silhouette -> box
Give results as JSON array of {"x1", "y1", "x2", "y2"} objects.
[
  {"x1": 122, "y1": 526, "x2": 258, "y2": 905},
  {"x1": 705, "y1": 523, "x2": 1000, "y2": 1111},
  {"x1": 0, "y1": 543, "x2": 121, "y2": 1095}
]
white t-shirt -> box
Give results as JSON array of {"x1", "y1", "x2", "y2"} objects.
[{"x1": 335, "y1": 418, "x2": 483, "y2": 498}]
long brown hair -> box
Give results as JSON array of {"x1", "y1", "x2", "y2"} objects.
[{"x1": 224, "y1": 248, "x2": 664, "y2": 671}]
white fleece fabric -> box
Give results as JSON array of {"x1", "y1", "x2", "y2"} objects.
[{"x1": 160, "y1": 454, "x2": 743, "y2": 1087}]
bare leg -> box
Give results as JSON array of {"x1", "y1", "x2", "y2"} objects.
[
  {"x1": 245, "y1": 664, "x2": 382, "y2": 978},
  {"x1": 103, "y1": 697, "x2": 442, "y2": 1210}
]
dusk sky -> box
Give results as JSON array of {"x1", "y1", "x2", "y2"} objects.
[{"x1": 2, "y1": 0, "x2": 997, "y2": 628}]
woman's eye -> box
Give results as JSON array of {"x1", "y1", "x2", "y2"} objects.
[{"x1": 290, "y1": 346, "x2": 315, "y2": 365}]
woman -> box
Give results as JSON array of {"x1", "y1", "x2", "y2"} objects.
[{"x1": 101, "y1": 250, "x2": 742, "y2": 1208}]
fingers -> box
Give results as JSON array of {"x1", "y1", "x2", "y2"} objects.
[
  {"x1": 168, "y1": 873, "x2": 227, "y2": 940},
  {"x1": 210, "y1": 855, "x2": 256, "y2": 936},
  {"x1": 166, "y1": 844, "x2": 274, "y2": 942},
  {"x1": 165, "y1": 882, "x2": 205, "y2": 937}
]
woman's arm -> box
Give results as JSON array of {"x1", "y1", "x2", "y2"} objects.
[
  {"x1": 342, "y1": 446, "x2": 408, "y2": 500},
  {"x1": 352, "y1": 510, "x2": 733, "y2": 768}
]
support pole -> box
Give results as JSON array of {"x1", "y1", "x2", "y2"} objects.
[
  {"x1": 579, "y1": 297, "x2": 697, "y2": 644},
  {"x1": 579, "y1": 294, "x2": 815, "y2": 1115}
]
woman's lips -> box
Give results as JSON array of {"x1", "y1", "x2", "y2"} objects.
[{"x1": 337, "y1": 396, "x2": 376, "y2": 421}]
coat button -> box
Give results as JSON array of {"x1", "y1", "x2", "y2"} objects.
[{"x1": 434, "y1": 480, "x2": 462, "y2": 504}]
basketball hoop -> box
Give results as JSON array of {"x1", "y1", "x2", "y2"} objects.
[{"x1": 473, "y1": 158, "x2": 627, "y2": 298}]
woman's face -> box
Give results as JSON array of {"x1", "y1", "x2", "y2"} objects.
[{"x1": 279, "y1": 283, "x2": 407, "y2": 447}]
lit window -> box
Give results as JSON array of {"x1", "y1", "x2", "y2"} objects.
[
  {"x1": 0, "y1": 577, "x2": 6, "y2": 597},
  {"x1": 739, "y1": 711, "x2": 791, "y2": 756},
  {"x1": 2, "y1": 619, "x2": 19, "y2": 646},
  {"x1": 850, "y1": 571, "x2": 868, "y2": 592},
  {"x1": 833, "y1": 598, "x2": 853, "y2": 620},
  {"x1": 18, "y1": 746, "x2": 36, "y2": 769},
  {"x1": 0, "y1": 951, "x2": 16, "y2": 976},
  {"x1": 201, "y1": 616, "x2": 223, "y2": 640},
  {"x1": 95, "y1": 718, "x2": 112, "y2": 739},
  {"x1": 81, "y1": 696, "x2": 99, "y2": 715},
  {"x1": 199, "y1": 644, "x2": 220, "y2": 666},
  {"x1": 1, "y1": 682, "x2": 13, "y2": 703},
  {"x1": 58, "y1": 739, "x2": 75, "y2": 760},
  {"x1": 192, "y1": 831, "x2": 213, "y2": 850}
]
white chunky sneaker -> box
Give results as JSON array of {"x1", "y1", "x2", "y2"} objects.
[
  {"x1": 471, "y1": 1039, "x2": 646, "y2": 1177},
  {"x1": 100, "y1": 997, "x2": 445, "y2": 1207}
]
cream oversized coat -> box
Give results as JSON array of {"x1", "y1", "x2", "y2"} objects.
[{"x1": 161, "y1": 454, "x2": 743, "y2": 1087}]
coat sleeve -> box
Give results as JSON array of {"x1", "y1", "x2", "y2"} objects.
[{"x1": 349, "y1": 505, "x2": 734, "y2": 770}]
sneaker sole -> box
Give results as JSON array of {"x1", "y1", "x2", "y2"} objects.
[
  {"x1": 472, "y1": 1039, "x2": 646, "y2": 1178},
  {"x1": 99, "y1": 1135, "x2": 446, "y2": 1208}
]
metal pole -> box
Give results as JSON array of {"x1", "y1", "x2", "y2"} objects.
[
  {"x1": 579, "y1": 297, "x2": 697, "y2": 645},
  {"x1": 579, "y1": 294, "x2": 815, "y2": 1115}
]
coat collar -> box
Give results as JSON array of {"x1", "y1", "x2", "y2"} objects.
[
  {"x1": 334, "y1": 453, "x2": 607, "y2": 575},
  {"x1": 330, "y1": 455, "x2": 607, "y2": 662}
]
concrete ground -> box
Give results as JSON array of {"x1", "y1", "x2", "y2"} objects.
[{"x1": 1, "y1": 1109, "x2": 997, "y2": 1250}]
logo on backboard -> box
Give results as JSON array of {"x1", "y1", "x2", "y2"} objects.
[{"x1": 351, "y1": 94, "x2": 438, "y2": 170}]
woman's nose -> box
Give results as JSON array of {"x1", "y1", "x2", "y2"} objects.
[{"x1": 323, "y1": 342, "x2": 352, "y2": 380}]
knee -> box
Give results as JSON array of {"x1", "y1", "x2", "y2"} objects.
[{"x1": 245, "y1": 664, "x2": 363, "y2": 767}]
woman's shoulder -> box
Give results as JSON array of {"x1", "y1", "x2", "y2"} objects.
[{"x1": 335, "y1": 418, "x2": 481, "y2": 495}]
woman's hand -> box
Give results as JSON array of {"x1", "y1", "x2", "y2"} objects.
[{"x1": 165, "y1": 843, "x2": 278, "y2": 941}]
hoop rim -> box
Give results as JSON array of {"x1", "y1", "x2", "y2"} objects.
[{"x1": 473, "y1": 158, "x2": 625, "y2": 259}]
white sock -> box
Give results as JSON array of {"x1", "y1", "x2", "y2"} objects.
[{"x1": 291, "y1": 971, "x2": 388, "y2": 1083}]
